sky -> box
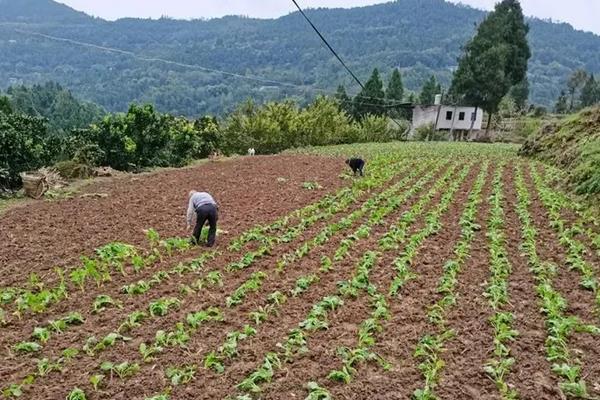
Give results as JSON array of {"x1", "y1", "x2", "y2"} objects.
[{"x1": 57, "y1": 0, "x2": 600, "y2": 35}]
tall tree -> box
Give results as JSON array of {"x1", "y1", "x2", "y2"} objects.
[
  {"x1": 580, "y1": 74, "x2": 600, "y2": 108},
  {"x1": 419, "y1": 75, "x2": 441, "y2": 105},
  {"x1": 335, "y1": 84, "x2": 352, "y2": 116},
  {"x1": 554, "y1": 90, "x2": 569, "y2": 114},
  {"x1": 386, "y1": 69, "x2": 404, "y2": 103},
  {"x1": 567, "y1": 69, "x2": 588, "y2": 111},
  {"x1": 353, "y1": 68, "x2": 385, "y2": 119},
  {"x1": 509, "y1": 78, "x2": 529, "y2": 111},
  {"x1": 449, "y1": 0, "x2": 531, "y2": 132}
]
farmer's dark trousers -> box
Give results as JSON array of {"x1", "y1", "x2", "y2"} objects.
[{"x1": 193, "y1": 204, "x2": 218, "y2": 247}]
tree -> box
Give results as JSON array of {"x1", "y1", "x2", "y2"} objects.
[
  {"x1": 567, "y1": 69, "x2": 588, "y2": 111},
  {"x1": 386, "y1": 69, "x2": 404, "y2": 103},
  {"x1": 554, "y1": 90, "x2": 569, "y2": 114},
  {"x1": 580, "y1": 74, "x2": 600, "y2": 108},
  {"x1": 5, "y1": 82, "x2": 104, "y2": 135},
  {"x1": 509, "y1": 78, "x2": 529, "y2": 111},
  {"x1": 353, "y1": 68, "x2": 385, "y2": 119},
  {"x1": 0, "y1": 111, "x2": 51, "y2": 189},
  {"x1": 449, "y1": 0, "x2": 531, "y2": 132},
  {"x1": 419, "y1": 75, "x2": 441, "y2": 105},
  {"x1": 0, "y1": 96, "x2": 12, "y2": 115},
  {"x1": 335, "y1": 85, "x2": 352, "y2": 116}
]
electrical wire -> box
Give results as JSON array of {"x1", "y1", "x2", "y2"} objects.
[
  {"x1": 289, "y1": 0, "x2": 411, "y2": 131},
  {"x1": 7, "y1": 27, "x2": 409, "y2": 109}
]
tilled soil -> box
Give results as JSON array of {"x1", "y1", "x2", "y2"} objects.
[
  {"x1": 0, "y1": 155, "x2": 344, "y2": 287},
  {"x1": 2, "y1": 155, "x2": 600, "y2": 400}
]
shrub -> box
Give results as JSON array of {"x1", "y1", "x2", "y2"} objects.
[
  {"x1": 414, "y1": 123, "x2": 435, "y2": 141},
  {"x1": 0, "y1": 111, "x2": 51, "y2": 190},
  {"x1": 54, "y1": 160, "x2": 93, "y2": 180}
]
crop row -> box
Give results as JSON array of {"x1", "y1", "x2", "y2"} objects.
[
  {"x1": 139, "y1": 161, "x2": 457, "y2": 398},
  {"x1": 228, "y1": 163, "x2": 473, "y2": 399},
  {"x1": 529, "y1": 166, "x2": 600, "y2": 314},
  {"x1": 0, "y1": 156, "x2": 410, "y2": 327},
  {"x1": 411, "y1": 163, "x2": 487, "y2": 399},
  {"x1": 514, "y1": 164, "x2": 600, "y2": 399},
  {"x1": 482, "y1": 165, "x2": 519, "y2": 399},
  {"x1": 5, "y1": 156, "x2": 432, "y2": 396},
  {"x1": 539, "y1": 165, "x2": 600, "y2": 254}
]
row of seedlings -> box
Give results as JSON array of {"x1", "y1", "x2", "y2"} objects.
[
  {"x1": 411, "y1": 163, "x2": 488, "y2": 400},
  {"x1": 482, "y1": 165, "x2": 520, "y2": 399},
  {"x1": 320, "y1": 162, "x2": 477, "y2": 392},
  {"x1": 529, "y1": 166, "x2": 600, "y2": 313},
  {"x1": 514, "y1": 164, "x2": 600, "y2": 399},
  {"x1": 140, "y1": 161, "x2": 453, "y2": 397},
  {"x1": 65, "y1": 159, "x2": 429, "y2": 398},
  {"x1": 538, "y1": 165, "x2": 600, "y2": 254},
  {"x1": 230, "y1": 163, "x2": 473, "y2": 399}
]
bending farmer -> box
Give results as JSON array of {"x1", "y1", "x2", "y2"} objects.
[
  {"x1": 345, "y1": 158, "x2": 366, "y2": 176},
  {"x1": 186, "y1": 190, "x2": 219, "y2": 247}
]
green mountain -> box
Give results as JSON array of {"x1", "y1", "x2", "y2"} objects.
[
  {"x1": 0, "y1": 0, "x2": 90, "y2": 23},
  {"x1": 1, "y1": 0, "x2": 599, "y2": 116}
]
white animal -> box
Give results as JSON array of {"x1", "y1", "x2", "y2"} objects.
[{"x1": 248, "y1": 148, "x2": 256, "y2": 156}]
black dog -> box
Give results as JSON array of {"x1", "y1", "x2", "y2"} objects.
[{"x1": 345, "y1": 158, "x2": 365, "y2": 176}]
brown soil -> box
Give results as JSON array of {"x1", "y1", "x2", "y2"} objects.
[
  {"x1": 24, "y1": 161, "x2": 443, "y2": 399},
  {"x1": 0, "y1": 155, "x2": 344, "y2": 287},
  {"x1": 2, "y1": 155, "x2": 600, "y2": 400},
  {"x1": 434, "y1": 164, "x2": 498, "y2": 400}
]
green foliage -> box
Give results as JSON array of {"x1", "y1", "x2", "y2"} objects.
[
  {"x1": 450, "y1": 0, "x2": 530, "y2": 118},
  {"x1": 70, "y1": 104, "x2": 212, "y2": 171},
  {"x1": 414, "y1": 123, "x2": 446, "y2": 142},
  {"x1": 580, "y1": 74, "x2": 600, "y2": 108},
  {"x1": 419, "y1": 75, "x2": 441, "y2": 105},
  {"x1": 567, "y1": 69, "x2": 589, "y2": 111},
  {"x1": 520, "y1": 106, "x2": 600, "y2": 198},
  {"x1": 555, "y1": 91, "x2": 569, "y2": 114},
  {"x1": 0, "y1": 109, "x2": 52, "y2": 189},
  {"x1": 5, "y1": 82, "x2": 104, "y2": 135},
  {"x1": 386, "y1": 69, "x2": 404, "y2": 103},
  {"x1": 66, "y1": 388, "x2": 87, "y2": 400},
  {"x1": 353, "y1": 68, "x2": 386, "y2": 119},
  {"x1": 573, "y1": 140, "x2": 600, "y2": 196},
  {"x1": 100, "y1": 361, "x2": 140, "y2": 379},
  {"x1": 0, "y1": 0, "x2": 598, "y2": 114}
]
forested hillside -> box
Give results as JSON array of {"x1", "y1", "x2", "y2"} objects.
[{"x1": 1, "y1": 0, "x2": 599, "y2": 116}]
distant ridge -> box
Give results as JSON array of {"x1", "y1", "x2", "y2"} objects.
[
  {"x1": 0, "y1": 0, "x2": 598, "y2": 116},
  {"x1": 0, "y1": 0, "x2": 91, "y2": 23}
]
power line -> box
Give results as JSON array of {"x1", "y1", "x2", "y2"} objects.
[
  {"x1": 290, "y1": 0, "x2": 365, "y2": 91},
  {"x1": 290, "y1": 0, "x2": 410, "y2": 132},
  {"x1": 7, "y1": 27, "x2": 408, "y2": 109}
]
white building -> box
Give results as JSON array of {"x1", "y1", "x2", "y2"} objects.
[{"x1": 410, "y1": 104, "x2": 484, "y2": 140}]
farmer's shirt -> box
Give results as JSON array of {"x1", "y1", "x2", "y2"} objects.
[{"x1": 186, "y1": 192, "x2": 217, "y2": 225}]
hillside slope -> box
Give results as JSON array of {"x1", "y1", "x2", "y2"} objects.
[
  {"x1": 520, "y1": 107, "x2": 600, "y2": 198},
  {"x1": 1, "y1": 0, "x2": 599, "y2": 116}
]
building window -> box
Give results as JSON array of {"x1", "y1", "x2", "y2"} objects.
[
  {"x1": 459, "y1": 112, "x2": 465, "y2": 121},
  {"x1": 471, "y1": 112, "x2": 477, "y2": 121},
  {"x1": 446, "y1": 111, "x2": 453, "y2": 120}
]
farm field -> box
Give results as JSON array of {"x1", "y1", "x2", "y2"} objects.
[{"x1": 1, "y1": 142, "x2": 600, "y2": 400}]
